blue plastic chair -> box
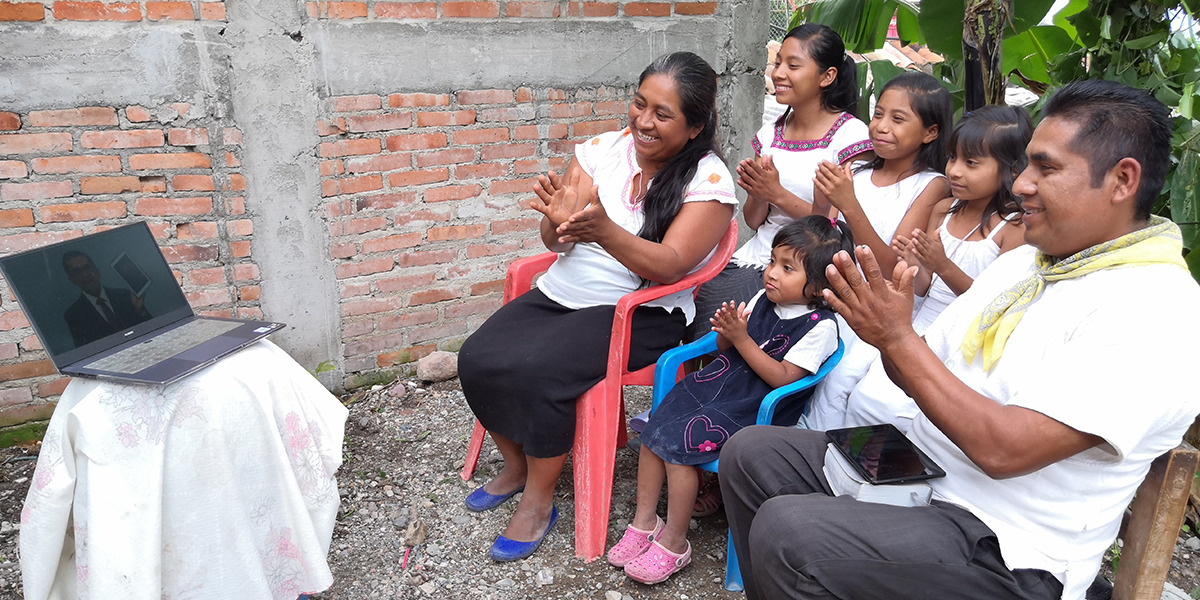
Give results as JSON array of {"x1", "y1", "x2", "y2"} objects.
[{"x1": 649, "y1": 331, "x2": 845, "y2": 591}]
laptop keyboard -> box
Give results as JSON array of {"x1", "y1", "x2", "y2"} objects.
[{"x1": 84, "y1": 319, "x2": 241, "y2": 374}]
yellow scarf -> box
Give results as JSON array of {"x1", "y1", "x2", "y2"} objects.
[{"x1": 961, "y1": 216, "x2": 1188, "y2": 370}]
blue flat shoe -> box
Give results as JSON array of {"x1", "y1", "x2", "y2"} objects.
[
  {"x1": 489, "y1": 505, "x2": 559, "y2": 562},
  {"x1": 465, "y1": 483, "x2": 525, "y2": 512}
]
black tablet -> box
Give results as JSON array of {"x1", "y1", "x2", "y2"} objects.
[
  {"x1": 825, "y1": 424, "x2": 946, "y2": 485},
  {"x1": 111, "y1": 251, "x2": 152, "y2": 297}
]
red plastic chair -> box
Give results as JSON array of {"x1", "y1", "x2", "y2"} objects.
[{"x1": 459, "y1": 220, "x2": 738, "y2": 560}]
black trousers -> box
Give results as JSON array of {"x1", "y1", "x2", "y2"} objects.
[{"x1": 718, "y1": 426, "x2": 1064, "y2": 600}]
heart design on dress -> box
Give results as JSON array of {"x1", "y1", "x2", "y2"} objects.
[
  {"x1": 684, "y1": 415, "x2": 729, "y2": 453},
  {"x1": 692, "y1": 355, "x2": 730, "y2": 383},
  {"x1": 760, "y1": 334, "x2": 790, "y2": 357}
]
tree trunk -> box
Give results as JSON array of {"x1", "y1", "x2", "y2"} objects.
[{"x1": 962, "y1": 0, "x2": 1009, "y2": 111}]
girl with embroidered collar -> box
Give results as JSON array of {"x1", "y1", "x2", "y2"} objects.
[{"x1": 685, "y1": 24, "x2": 871, "y2": 344}]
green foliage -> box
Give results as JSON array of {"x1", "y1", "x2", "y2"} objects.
[
  {"x1": 790, "y1": 0, "x2": 923, "y2": 54},
  {"x1": 309, "y1": 359, "x2": 336, "y2": 379},
  {"x1": 1107, "y1": 540, "x2": 1122, "y2": 574}
]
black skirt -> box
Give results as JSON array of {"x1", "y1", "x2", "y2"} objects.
[{"x1": 459, "y1": 288, "x2": 685, "y2": 458}]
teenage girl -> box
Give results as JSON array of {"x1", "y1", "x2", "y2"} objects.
[
  {"x1": 896, "y1": 104, "x2": 1032, "y2": 334},
  {"x1": 685, "y1": 23, "x2": 871, "y2": 344},
  {"x1": 801, "y1": 72, "x2": 951, "y2": 431},
  {"x1": 608, "y1": 216, "x2": 852, "y2": 585}
]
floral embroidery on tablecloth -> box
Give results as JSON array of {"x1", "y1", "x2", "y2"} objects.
[
  {"x1": 279, "y1": 412, "x2": 337, "y2": 504},
  {"x1": 262, "y1": 526, "x2": 308, "y2": 599},
  {"x1": 74, "y1": 521, "x2": 90, "y2": 593},
  {"x1": 22, "y1": 426, "x2": 65, "y2": 526},
  {"x1": 98, "y1": 385, "x2": 205, "y2": 447}
]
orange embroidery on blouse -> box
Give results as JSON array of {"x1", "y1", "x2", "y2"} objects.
[{"x1": 707, "y1": 173, "x2": 722, "y2": 184}]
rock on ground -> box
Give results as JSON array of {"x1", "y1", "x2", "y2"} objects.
[{"x1": 416, "y1": 351, "x2": 458, "y2": 383}]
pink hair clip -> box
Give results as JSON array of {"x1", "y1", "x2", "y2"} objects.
[{"x1": 830, "y1": 218, "x2": 838, "y2": 227}]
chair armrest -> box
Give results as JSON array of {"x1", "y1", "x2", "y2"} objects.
[
  {"x1": 606, "y1": 222, "x2": 737, "y2": 378},
  {"x1": 503, "y1": 253, "x2": 557, "y2": 303},
  {"x1": 756, "y1": 339, "x2": 845, "y2": 425},
  {"x1": 651, "y1": 332, "x2": 720, "y2": 414},
  {"x1": 611, "y1": 222, "x2": 739, "y2": 319}
]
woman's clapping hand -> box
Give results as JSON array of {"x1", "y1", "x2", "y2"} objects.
[
  {"x1": 529, "y1": 169, "x2": 610, "y2": 245},
  {"x1": 529, "y1": 169, "x2": 578, "y2": 229}
]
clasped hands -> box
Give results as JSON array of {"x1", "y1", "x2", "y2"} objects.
[
  {"x1": 529, "y1": 169, "x2": 612, "y2": 245},
  {"x1": 813, "y1": 160, "x2": 858, "y2": 213},
  {"x1": 710, "y1": 300, "x2": 751, "y2": 344},
  {"x1": 736, "y1": 154, "x2": 783, "y2": 201},
  {"x1": 892, "y1": 227, "x2": 948, "y2": 273},
  {"x1": 822, "y1": 246, "x2": 921, "y2": 353}
]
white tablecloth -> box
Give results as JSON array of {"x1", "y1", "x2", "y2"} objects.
[{"x1": 19, "y1": 340, "x2": 347, "y2": 600}]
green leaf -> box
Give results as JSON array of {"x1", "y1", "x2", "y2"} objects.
[
  {"x1": 894, "y1": 4, "x2": 923, "y2": 46},
  {"x1": 1181, "y1": 82, "x2": 1196, "y2": 120},
  {"x1": 1002, "y1": 26, "x2": 1078, "y2": 84},
  {"x1": 1068, "y1": 6, "x2": 1103, "y2": 47},
  {"x1": 1010, "y1": 0, "x2": 1056, "y2": 35},
  {"x1": 917, "y1": 0, "x2": 965, "y2": 58},
  {"x1": 1124, "y1": 31, "x2": 1168, "y2": 50},
  {"x1": 1171, "y1": 147, "x2": 1200, "y2": 253},
  {"x1": 793, "y1": 0, "x2": 899, "y2": 54},
  {"x1": 868, "y1": 60, "x2": 908, "y2": 94},
  {"x1": 1051, "y1": 0, "x2": 1088, "y2": 42}
]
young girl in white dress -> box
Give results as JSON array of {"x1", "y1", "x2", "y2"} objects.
[
  {"x1": 897, "y1": 104, "x2": 1032, "y2": 334},
  {"x1": 801, "y1": 72, "x2": 952, "y2": 430}
]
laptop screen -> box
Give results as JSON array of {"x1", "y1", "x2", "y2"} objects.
[{"x1": 0, "y1": 222, "x2": 194, "y2": 367}]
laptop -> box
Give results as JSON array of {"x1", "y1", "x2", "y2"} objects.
[{"x1": 0, "y1": 222, "x2": 285, "y2": 385}]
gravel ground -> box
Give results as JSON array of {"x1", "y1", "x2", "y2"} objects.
[{"x1": 1, "y1": 375, "x2": 1199, "y2": 599}]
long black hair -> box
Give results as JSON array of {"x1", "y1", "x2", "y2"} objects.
[
  {"x1": 946, "y1": 105, "x2": 1033, "y2": 231},
  {"x1": 856, "y1": 72, "x2": 952, "y2": 176},
  {"x1": 781, "y1": 23, "x2": 858, "y2": 118},
  {"x1": 635, "y1": 51, "x2": 722, "y2": 244},
  {"x1": 772, "y1": 215, "x2": 856, "y2": 309}
]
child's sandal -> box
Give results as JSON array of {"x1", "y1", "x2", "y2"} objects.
[
  {"x1": 692, "y1": 485, "x2": 722, "y2": 517},
  {"x1": 624, "y1": 539, "x2": 692, "y2": 585},
  {"x1": 606, "y1": 516, "x2": 664, "y2": 568}
]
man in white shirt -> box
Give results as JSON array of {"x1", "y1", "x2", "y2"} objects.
[{"x1": 720, "y1": 80, "x2": 1200, "y2": 600}]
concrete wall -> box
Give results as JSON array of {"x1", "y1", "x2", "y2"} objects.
[{"x1": 0, "y1": 0, "x2": 768, "y2": 431}]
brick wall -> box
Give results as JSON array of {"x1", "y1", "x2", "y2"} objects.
[
  {"x1": 0, "y1": 0, "x2": 718, "y2": 22},
  {"x1": 0, "y1": 0, "x2": 227, "y2": 21},
  {"x1": 322, "y1": 85, "x2": 630, "y2": 376},
  {"x1": 302, "y1": 1, "x2": 717, "y2": 19},
  {"x1": 0, "y1": 104, "x2": 255, "y2": 425}
]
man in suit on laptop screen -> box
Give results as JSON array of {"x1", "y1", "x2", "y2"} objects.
[{"x1": 61, "y1": 250, "x2": 152, "y2": 346}]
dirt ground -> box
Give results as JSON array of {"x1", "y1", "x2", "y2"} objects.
[{"x1": 2, "y1": 375, "x2": 1199, "y2": 599}]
